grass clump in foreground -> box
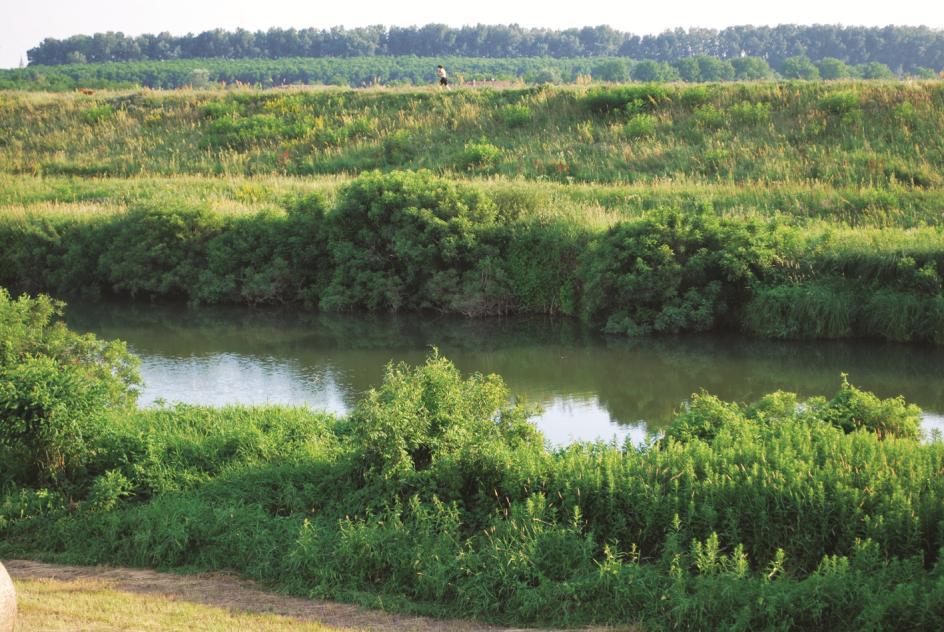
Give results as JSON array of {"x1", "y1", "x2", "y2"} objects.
[{"x1": 2, "y1": 291, "x2": 944, "y2": 630}]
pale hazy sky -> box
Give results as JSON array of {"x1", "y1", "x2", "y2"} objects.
[{"x1": 4, "y1": 0, "x2": 944, "y2": 68}]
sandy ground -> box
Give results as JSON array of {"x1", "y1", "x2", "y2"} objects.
[{"x1": 4, "y1": 560, "x2": 507, "y2": 631}]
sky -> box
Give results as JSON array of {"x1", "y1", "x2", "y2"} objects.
[{"x1": 3, "y1": 0, "x2": 944, "y2": 68}]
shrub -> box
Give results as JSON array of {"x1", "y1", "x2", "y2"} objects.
[
  {"x1": 689, "y1": 56, "x2": 735, "y2": 82},
  {"x1": 81, "y1": 104, "x2": 114, "y2": 125},
  {"x1": 817, "y1": 57, "x2": 854, "y2": 80},
  {"x1": 380, "y1": 129, "x2": 415, "y2": 165},
  {"x1": 579, "y1": 212, "x2": 772, "y2": 335},
  {"x1": 817, "y1": 374, "x2": 922, "y2": 439},
  {"x1": 691, "y1": 104, "x2": 725, "y2": 130},
  {"x1": 581, "y1": 84, "x2": 669, "y2": 114},
  {"x1": 622, "y1": 113, "x2": 657, "y2": 139},
  {"x1": 0, "y1": 290, "x2": 139, "y2": 485},
  {"x1": 194, "y1": 212, "x2": 293, "y2": 305},
  {"x1": 350, "y1": 352, "x2": 540, "y2": 482},
  {"x1": 527, "y1": 68, "x2": 562, "y2": 85},
  {"x1": 458, "y1": 141, "x2": 502, "y2": 171},
  {"x1": 98, "y1": 204, "x2": 224, "y2": 299},
  {"x1": 818, "y1": 91, "x2": 862, "y2": 121},
  {"x1": 680, "y1": 86, "x2": 711, "y2": 108},
  {"x1": 857, "y1": 62, "x2": 895, "y2": 79},
  {"x1": 0, "y1": 356, "x2": 112, "y2": 484},
  {"x1": 730, "y1": 56, "x2": 775, "y2": 81},
  {"x1": 731, "y1": 56, "x2": 775, "y2": 80},
  {"x1": 497, "y1": 104, "x2": 532, "y2": 128},
  {"x1": 0, "y1": 289, "x2": 139, "y2": 407},
  {"x1": 202, "y1": 113, "x2": 297, "y2": 149},
  {"x1": 591, "y1": 59, "x2": 630, "y2": 82},
  {"x1": 319, "y1": 170, "x2": 501, "y2": 313},
  {"x1": 781, "y1": 56, "x2": 821, "y2": 80},
  {"x1": 631, "y1": 61, "x2": 680, "y2": 83},
  {"x1": 87, "y1": 469, "x2": 134, "y2": 511},
  {"x1": 728, "y1": 101, "x2": 772, "y2": 126}
]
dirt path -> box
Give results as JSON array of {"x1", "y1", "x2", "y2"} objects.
[{"x1": 4, "y1": 560, "x2": 515, "y2": 631}]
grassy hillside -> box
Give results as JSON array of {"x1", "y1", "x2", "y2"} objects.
[
  {"x1": 2, "y1": 82, "x2": 943, "y2": 187},
  {"x1": 1, "y1": 82, "x2": 942, "y2": 342}
]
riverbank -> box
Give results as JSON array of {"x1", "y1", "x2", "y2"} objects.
[
  {"x1": 2, "y1": 291, "x2": 944, "y2": 629},
  {"x1": 3, "y1": 170, "x2": 942, "y2": 343}
]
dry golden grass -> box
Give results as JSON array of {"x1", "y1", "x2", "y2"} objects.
[
  {"x1": 13, "y1": 576, "x2": 346, "y2": 631},
  {"x1": 5, "y1": 560, "x2": 510, "y2": 632}
]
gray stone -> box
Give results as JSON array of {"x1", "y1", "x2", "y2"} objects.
[{"x1": 0, "y1": 561, "x2": 15, "y2": 632}]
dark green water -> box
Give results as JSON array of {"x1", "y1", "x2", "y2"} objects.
[{"x1": 65, "y1": 302, "x2": 944, "y2": 444}]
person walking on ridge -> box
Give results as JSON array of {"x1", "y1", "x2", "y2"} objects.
[{"x1": 436, "y1": 65, "x2": 449, "y2": 88}]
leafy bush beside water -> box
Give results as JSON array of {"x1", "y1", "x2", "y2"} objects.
[
  {"x1": 0, "y1": 289, "x2": 139, "y2": 484},
  {"x1": 1, "y1": 300, "x2": 943, "y2": 629}
]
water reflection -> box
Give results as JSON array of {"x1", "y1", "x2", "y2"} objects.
[{"x1": 65, "y1": 301, "x2": 944, "y2": 444}]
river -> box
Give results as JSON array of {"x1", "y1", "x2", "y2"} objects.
[{"x1": 65, "y1": 301, "x2": 944, "y2": 445}]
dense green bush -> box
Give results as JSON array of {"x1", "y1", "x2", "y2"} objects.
[
  {"x1": 349, "y1": 353, "x2": 541, "y2": 484},
  {"x1": 579, "y1": 212, "x2": 772, "y2": 335},
  {"x1": 581, "y1": 84, "x2": 670, "y2": 114},
  {"x1": 202, "y1": 113, "x2": 300, "y2": 149},
  {"x1": 0, "y1": 290, "x2": 139, "y2": 406},
  {"x1": 80, "y1": 104, "x2": 114, "y2": 125},
  {"x1": 0, "y1": 356, "x2": 112, "y2": 484},
  {"x1": 728, "y1": 101, "x2": 772, "y2": 126},
  {"x1": 98, "y1": 205, "x2": 224, "y2": 299},
  {"x1": 782, "y1": 56, "x2": 821, "y2": 80},
  {"x1": 319, "y1": 170, "x2": 506, "y2": 314},
  {"x1": 496, "y1": 104, "x2": 533, "y2": 127},
  {"x1": 818, "y1": 91, "x2": 862, "y2": 124},
  {"x1": 0, "y1": 290, "x2": 139, "y2": 485},
  {"x1": 622, "y1": 113, "x2": 657, "y2": 139},
  {"x1": 457, "y1": 141, "x2": 502, "y2": 171}
]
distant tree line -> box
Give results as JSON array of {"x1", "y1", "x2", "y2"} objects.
[
  {"x1": 26, "y1": 24, "x2": 944, "y2": 73},
  {"x1": 2, "y1": 54, "x2": 924, "y2": 92}
]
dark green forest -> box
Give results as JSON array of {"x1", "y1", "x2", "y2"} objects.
[{"x1": 26, "y1": 24, "x2": 944, "y2": 74}]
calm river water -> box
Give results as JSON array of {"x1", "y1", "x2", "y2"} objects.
[{"x1": 66, "y1": 302, "x2": 944, "y2": 445}]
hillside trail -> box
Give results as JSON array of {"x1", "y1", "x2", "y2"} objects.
[{"x1": 5, "y1": 560, "x2": 629, "y2": 631}]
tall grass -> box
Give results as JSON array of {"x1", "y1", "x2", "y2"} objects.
[{"x1": 2, "y1": 82, "x2": 943, "y2": 187}]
